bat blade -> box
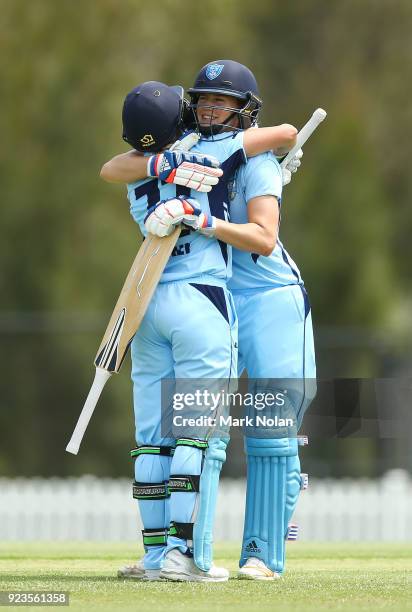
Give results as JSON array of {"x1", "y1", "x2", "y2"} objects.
[{"x1": 94, "y1": 227, "x2": 180, "y2": 373}]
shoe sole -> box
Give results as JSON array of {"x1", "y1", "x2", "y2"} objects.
[
  {"x1": 160, "y1": 570, "x2": 228, "y2": 583},
  {"x1": 237, "y1": 572, "x2": 279, "y2": 581},
  {"x1": 117, "y1": 574, "x2": 145, "y2": 580},
  {"x1": 117, "y1": 572, "x2": 160, "y2": 581}
]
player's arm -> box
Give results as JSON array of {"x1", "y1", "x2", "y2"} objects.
[
  {"x1": 212, "y1": 197, "x2": 278, "y2": 256},
  {"x1": 243, "y1": 124, "x2": 298, "y2": 158},
  {"x1": 100, "y1": 148, "x2": 222, "y2": 192},
  {"x1": 145, "y1": 195, "x2": 279, "y2": 256},
  {"x1": 99, "y1": 124, "x2": 297, "y2": 183},
  {"x1": 100, "y1": 150, "x2": 146, "y2": 183}
]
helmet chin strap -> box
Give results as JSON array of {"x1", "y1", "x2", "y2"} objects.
[{"x1": 199, "y1": 111, "x2": 240, "y2": 136}]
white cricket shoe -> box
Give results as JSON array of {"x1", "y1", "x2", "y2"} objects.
[
  {"x1": 117, "y1": 559, "x2": 160, "y2": 581},
  {"x1": 159, "y1": 549, "x2": 229, "y2": 582},
  {"x1": 237, "y1": 557, "x2": 281, "y2": 581}
]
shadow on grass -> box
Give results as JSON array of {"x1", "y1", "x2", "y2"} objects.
[{"x1": 1, "y1": 574, "x2": 119, "y2": 583}]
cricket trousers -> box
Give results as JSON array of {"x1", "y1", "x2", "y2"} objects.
[{"x1": 130, "y1": 279, "x2": 237, "y2": 569}]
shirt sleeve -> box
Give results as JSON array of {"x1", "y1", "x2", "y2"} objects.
[{"x1": 243, "y1": 153, "x2": 283, "y2": 203}]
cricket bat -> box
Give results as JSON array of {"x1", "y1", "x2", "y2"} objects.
[
  {"x1": 66, "y1": 134, "x2": 200, "y2": 455},
  {"x1": 65, "y1": 227, "x2": 180, "y2": 455}
]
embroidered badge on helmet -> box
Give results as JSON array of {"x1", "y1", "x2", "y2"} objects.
[
  {"x1": 140, "y1": 134, "x2": 156, "y2": 147},
  {"x1": 205, "y1": 64, "x2": 224, "y2": 80}
]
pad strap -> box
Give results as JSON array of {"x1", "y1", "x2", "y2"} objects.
[
  {"x1": 169, "y1": 521, "x2": 193, "y2": 540},
  {"x1": 175, "y1": 438, "x2": 208, "y2": 450},
  {"x1": 130, "y1": 445, "x2": 174, "y2": 458},
  {"x1": 142, "y1": 527, "x2": 168, "y2": 547},
  {"x1": 133, "y1": 481, "x2": 170, "y2": 500},
  {"x1": 168, "y1": 475, "x2": 200, "y2": 494},
  {"x1": 286, "y1": 523, "x2": 298, "y2": 541},
  {"x1": 300, "y1": 473, "x2": 309, "y2": 490}
]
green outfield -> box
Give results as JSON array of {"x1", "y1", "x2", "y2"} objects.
[{"x1": 0, "y1": 542, "x2": 410, "y2": 611}]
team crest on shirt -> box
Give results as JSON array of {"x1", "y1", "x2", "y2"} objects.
[{"x1": 205, "y1": 64, "x2": 224, "y2": 80}]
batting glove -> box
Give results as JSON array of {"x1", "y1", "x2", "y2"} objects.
[
  {"x1": 181, "y1": 200, "x2": 217, "y2": 238},
  {"x1": 144, "y1": 196, "x2": 199, "y2": 237},
  {"x1": 282, "y1": 149, "x2": 303, "y2": 186},
  {"x1": 147, "y1": 151, "x2": 222, "y2": 193},
  {"x1": 171, "y1": 131, "x2": 201, "y2": 151}
]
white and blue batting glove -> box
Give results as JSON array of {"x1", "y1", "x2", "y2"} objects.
[
  {"x1": 144, "y1": 196, "x2": 216, "y2": 238},
  {"x1": 143, "y1": 197, "x2": 187, "y2": 237},
  {"x1": 170, "y1": 130, "x2": 200, "y2": 151},
  {"x1": 282, "y1": 149, "x2": 303, "y2": 186},
  {"x1": 147, "y1": 151, "x2": 222, "y2": 193},
  {"x1": 181, "y1": 200, "x2": 217, "y2": 238}
]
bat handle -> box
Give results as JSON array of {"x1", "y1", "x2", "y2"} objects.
[
  {"x1": 65, "y1": 367, "x2": 112, "y2": 455},
  {"x1": 280, "y1": 108, "x2": 327, "y2": 168}
]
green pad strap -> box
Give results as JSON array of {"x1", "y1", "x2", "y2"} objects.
[
  {"x1": 130, "y1": 445, "x2": 174, "y2": 459},
  {"x1": 168, "y1": 475, "x2": 200, "y2": 494},
  {"x1": 175, "y1": 438, "x2": 208, "y2": 450},
  {"x1": 133, "y1": 481, "x2": 170, "y2": 500},
  {"x1": 142, "y1": 528, "x2": 168, "y2": 547},
  {"x1": 169, "y1": 521, "x2": 193, "y2": 540}
]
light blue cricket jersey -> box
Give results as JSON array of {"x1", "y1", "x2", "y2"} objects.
[
  {"x1": 127, "y1": 132, "x2": 246, "y2": 284},
  {"x1": 227, "y1": 152, "x2": 303, "y2": 292}
]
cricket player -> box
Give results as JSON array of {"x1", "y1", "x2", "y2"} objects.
[
  {"x1": 101, "y1": 74, "x2": 298, "y2": 582},
  {"x1": 136, "y1": 60, "x2": 316, "y2": 580}
]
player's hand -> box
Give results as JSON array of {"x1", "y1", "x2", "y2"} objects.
[
  {"x1": 170, "y1": 130, "x2": 200, "y2": 151},
  {"x1": 282, "y1": 149, "x2": 303, "y2": 186},
  {"x1": 144, "y1": 196, "x2": 199, "y2": 237},
  {"x1": 147, "y1": 150, "x2": 223, "y2": 193},
  {"x1": 181, "y1": 200, "x2": 216, "y2": 238}
]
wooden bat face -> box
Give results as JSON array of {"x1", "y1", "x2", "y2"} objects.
[{"x1": 94, "y1": 228, "x2": 180, "y2": 372}]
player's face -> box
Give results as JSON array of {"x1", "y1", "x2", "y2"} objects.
[{"x1": 196, "y1": 93, "x2": 242, "y2": 129}]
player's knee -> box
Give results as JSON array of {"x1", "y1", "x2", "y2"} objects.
[
  {"x1": 171, "y1": 443, "x2": 203, "y2": 475},
  {"x1": 131, "y1": 446, "x2": 174, "y2": 483}
]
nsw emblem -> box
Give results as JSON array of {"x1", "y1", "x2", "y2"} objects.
[{"x1": 205, "y1": 63, "x2": 224, "y2": 80}]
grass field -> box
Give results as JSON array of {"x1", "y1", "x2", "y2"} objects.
[{"x1": 0, "y1": 542, "x2": 411, "y2": 611}]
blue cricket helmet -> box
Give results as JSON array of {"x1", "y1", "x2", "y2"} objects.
[
  {"x1": 188, "y1": 60, "x2": 262, "y2": 133},
  {"x1": 189, "y1": 59, "x2": 260, "y2": 100},
  {"x1": 122, "y1": 81, "x2": 188, "y2": 152}
]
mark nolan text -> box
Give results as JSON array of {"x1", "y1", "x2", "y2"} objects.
[{"x1": 173, "y1": 415, "x2": 295, "y2": 427}]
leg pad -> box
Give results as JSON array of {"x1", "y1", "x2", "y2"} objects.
[
  {"x1": 192, "y1": 437, "x2": 228, "y2": 571},
  {"x1": 240, "y1": 437, "x2": 300, "y2": 573}
]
